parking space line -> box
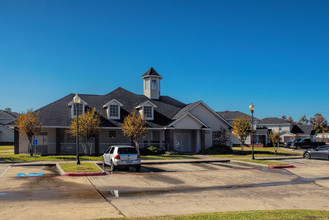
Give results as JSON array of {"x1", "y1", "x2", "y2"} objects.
[{"x1": 0, "y1": 166, "x2": 11, "y2": 178}]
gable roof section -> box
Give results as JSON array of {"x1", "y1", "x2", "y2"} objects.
[
  {"x1": 0, "y1": 110, "x2": 18, "y2": 121},
  {"x1": 173, "y1": 101, "x2": 232, "y2": 128},
  {"x1": 261, "y1": 117, "x2": 290, "y2": 125},
  {"x1": 135, "y1": 100, "x2": 157, "y2": 109},
  {"x1": 295, "y1": 124, "x2": 316, "y2": 136},
  {"x1": 168, "y1": 112, "x2": 208, "y2": 128},
  {"x1": 103, "y1": 99, "x2": 124, "y2": 108}
]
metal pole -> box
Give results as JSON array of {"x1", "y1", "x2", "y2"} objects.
[
  {"x1": 251, "y1": 110, "x2": 255, "y2": 160},
  {"x1": 76, "y1": 103, "x2": 80, "y2": 165}
]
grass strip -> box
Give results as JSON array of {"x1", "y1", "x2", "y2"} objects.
[
  {"x1": 211, "y1": 147, "x2": 301, "y2": 158},
  {"x1": 236, "y1": 159, "x2": 290, "y2": 166},
  {"x1": 104, "y1": 209, "x2": 329, "y2": 220},
  {"x1": 59, "y1": 162, "x2": 102, "y2": 173}
]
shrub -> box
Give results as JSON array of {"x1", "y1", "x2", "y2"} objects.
[
  {"x1": 140, "y1": 146, "x2": 165, "y2": 155},
  {"x1": 198, "y1": 145, "x2": 233, "y2": 154},
  {"x1": 164, "y1": 151, "x2": 181, "y2": 156}
]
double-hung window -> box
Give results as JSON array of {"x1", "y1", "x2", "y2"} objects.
[
  {"x1": 143, "y1": 106, "x2": 153, "y2": 119},
  {"x1": 73, "y1": 104, "x2": 84, "y2": 117},
  {"x1": 109, "y1": 105, "x2": 119, "y2": 118}
]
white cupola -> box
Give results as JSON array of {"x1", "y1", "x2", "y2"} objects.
[{"x1": 141, "y1": 67, "x2": 162, "y2": 100}]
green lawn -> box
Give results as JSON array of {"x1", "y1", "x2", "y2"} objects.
[
  {"x1": 0, "y1": 145, "x2": 300, "y2": 162},
  {"x1": 236, "y1": 159, "x2": 290, "y2": 166},
  {"x1": 105, "y1": 210, "x2": 329, "y2": 220},
  {"x1": 0, "y1": 145, "x2": 102, "y2": 162},
  {"x1": 59, "y1": 162, "x2": 102, "y2": 173},
  {"x1": 211, "y1": 147, "x2": 301, "y2": 158},
  {"x1": 0, "y1": 146, "x2": 199, "y2": 162}
]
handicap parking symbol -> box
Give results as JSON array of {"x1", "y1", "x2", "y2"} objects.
[{"x1": 16, "y1": 173, "x2": 44, "y2": 177}]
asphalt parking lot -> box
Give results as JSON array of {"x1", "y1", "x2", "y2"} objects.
[
  {"x1": 100, "y1": 160, "x2": 253, "y2": 174},
  {"x1": 1, "y1": 158, "x2": 329, "y2": 219}
]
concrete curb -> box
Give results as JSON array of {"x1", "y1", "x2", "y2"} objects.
[
  {"x1": 231, "y1": 159, "x2": 268, "y2": 168},
  {"x1": 232, "y1": 160, "x2": 295, "y2": 169},
  {"x1": 56, "y1": 162, "x2": 106, "y2": 176},
  {"x1": 268, "y1": 164, "x2": 295, "y2": 169}
]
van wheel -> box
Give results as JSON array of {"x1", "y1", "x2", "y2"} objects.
[{"x1": 110, "y1": 161, "x2": 116, "y2": 171}]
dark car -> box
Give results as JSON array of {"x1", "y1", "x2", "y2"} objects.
[
  {"x1": 285, "y1": 139, "x2": 301, "y2": 148},
  {"x1": 292, "y1": 138, "x2": 325, "y2": 149},
  {"x1": 303, "y1": 145, "x2": 329, "y2": 160}
]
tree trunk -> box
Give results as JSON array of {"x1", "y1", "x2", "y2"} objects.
[
  {"x1": 28, "y1": 136, "x2": 33, "y2": 156},
  {"x1": 134, "y1": 141, "x2": 140, "y2": 154}
]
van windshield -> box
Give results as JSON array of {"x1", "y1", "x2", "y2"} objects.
[{"x1": 118, "y1": 148, "x2": 138, "y2": 154}]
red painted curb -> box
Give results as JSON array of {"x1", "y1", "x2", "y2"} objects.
[
  {"x1": 268, "y1": 165, "x2": 294, "y2": 169},
  {"x1": 64, "y1": 172, "x2": 106, "y2": 176}
]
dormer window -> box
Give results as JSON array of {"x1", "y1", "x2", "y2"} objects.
[
  {"x1": 135, "y1": 100, "x2": 157, "y2": 121},
  {"x1": 109, "y1": 105, "x2": 119, "y2": 118},
  {"x1": 103, "y1": 99, "x2": 123, "y2": 120},
  {"x1": 68, "y1": 95, "x2": 88, "y2": 118},
  {"x1": 73, "y1": 103, "x2": 84, "y2": 116},
  {"x1": 143, "y1": 106, "x2": 153, "y2": 119}
]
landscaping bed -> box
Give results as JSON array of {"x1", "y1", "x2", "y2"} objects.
[{"x1": 57, "y1": 162, "x2": 105, "y2": 176}]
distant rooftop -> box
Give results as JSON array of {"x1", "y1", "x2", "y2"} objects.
[
  {"x1": 261, "y1": 117, "x2": 290, "y2": 124},
  {"x1": 217, "y1": 110, "x2": 260, "y2": 123}
]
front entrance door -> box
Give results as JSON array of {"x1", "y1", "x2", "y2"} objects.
[{"x1": 174, "y1": 133, "x2": 191, "y2": 153}]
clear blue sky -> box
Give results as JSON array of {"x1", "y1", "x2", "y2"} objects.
[{"x1": 1, "y1": 0, "x2": 328, "y2": 121}]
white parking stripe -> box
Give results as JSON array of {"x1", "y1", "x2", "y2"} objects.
[{"x1": 0, "y1": 166, "x2": 11, "y2": 178}]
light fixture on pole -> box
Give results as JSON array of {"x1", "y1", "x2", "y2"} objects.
[
  {"x1": 73, "y1": 94, "x2": 81, "y2": 165},
  {"x1": 249, "y1": 103, "x2": 255, "y2": 160}
]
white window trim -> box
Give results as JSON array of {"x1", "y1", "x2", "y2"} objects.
[
  {"x1": 107, "y1": 104, "x2": 120, "y2": 120},
  {"x1": 135, "y1": 100, "x2": 157, "y2": 121},
  {"x1": 70, "y1": 104, "x2": 86, "y2": 118},
  {"x1": 143, "y1": 106, "x2": 154, "y2": 120},
  {"x1": 68, "y1": 99, "x2": 88, "y2": 118},
  {"x1": 103, "y1": 99, "x2": 123, "y2": 120}
]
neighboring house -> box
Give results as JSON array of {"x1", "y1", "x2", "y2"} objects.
[
  {"x1": 0, "y1": 110, "x2": 19, "y2": 144},
  {"x1": 217, "y1": 113, "x2": 316, "y2": 147},
  {"x1": 260, "y1": 117, "x2": 316, "y2": 143},
  {"x1": 316, "y1": 133, "x2": 329, "y2": 143},
  {"x1": 15, "y1": 68, "x2": 231, "y2": 155},
  {"x1": 217, "y1": 111, "x2": 264, "y2": 146}
]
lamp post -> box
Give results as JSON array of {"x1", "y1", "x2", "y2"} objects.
[
  {"x1": 73, "y1": 94, "x2": 81, "y2": 165},
  {"x1": 249, "y1": 103, "x2": 255, "y2": 160}
]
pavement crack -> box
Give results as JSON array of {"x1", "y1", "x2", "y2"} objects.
[{"x1": 86, "y1": 176, "x2": 126, "y2": 217}]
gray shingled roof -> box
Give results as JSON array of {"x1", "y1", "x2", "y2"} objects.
[
  {"x1": 0, "y1": 110, "x2": 19, "y2": 121},
  {"x1": 217, "y1": 110, "x2": 260, "y2": 123},
  {"x1": 141, "y1": 67, "x2": 162, "y2": 78},
  {"x1": 261, "y1": 117, "x2": 290, "y2": 124},
  {"x1": 172, "y1": 101, "x2": 200, "y2": 120},
  {"x1": 296, "y1": 124, "x2": 316, "y2": 136},
  {"x1": 36, "y1": 87, "x2": 187, "y2": 128}
]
